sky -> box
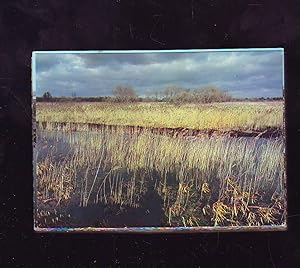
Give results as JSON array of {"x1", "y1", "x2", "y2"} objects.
[{"x1": 33, "y1": 49, "x2": 284, "y2": 98}]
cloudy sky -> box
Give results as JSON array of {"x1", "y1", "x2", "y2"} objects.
[{"x1": 33, "y1": 49, "x2": 284, "y2": 98}]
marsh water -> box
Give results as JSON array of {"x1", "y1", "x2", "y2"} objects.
[
  {"x1": 35, "y1": 129, "x2": 168, "y2": 227},
  {"x1": 34, "y1": 129, "x2": 285, "y2": 228},
  {"x1": 35, "y1": 129, "x2": 281, "y2": 162}
]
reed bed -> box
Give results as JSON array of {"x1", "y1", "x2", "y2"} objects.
[
  {"x1": 35, "y1": 125, "x2": 285, "y2": 227},
  {"x1": 36, "y1": 101, "x2": 283, "y2": 131}
]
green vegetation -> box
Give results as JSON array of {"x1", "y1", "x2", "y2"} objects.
[
  {"x1": 36, "y1": 101, "x2": 283, "y2": 131},
  {"x1": 36, "y1": 127, "x2": 285, "y2": 227}
]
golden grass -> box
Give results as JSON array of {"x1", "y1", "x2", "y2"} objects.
[
  {"x1": 36, "y1": 126, "x2": 285, "y2": 227},
  {"x1": 36, "y1": 101, "x2": 284, "y2": 131}
]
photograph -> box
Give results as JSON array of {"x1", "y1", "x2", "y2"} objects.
[{"x1": 32, "y1": 49, "x2": 286, "y2": 231}]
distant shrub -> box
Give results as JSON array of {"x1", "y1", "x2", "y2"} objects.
[
  {"x1": 112, "y1": 85, "x2": 138, "y2": 102},
  {"x1": 170, "y1": 90, "x2": 194, "y2": 104},
  {"x1": 168, "y1": 86, "x2": 232, "y2": 104},
  {"x1": 42, "y1": 91, "x2": 52, "y2": 99},
  {"x1": 193, "y1": 86, "x2": 232, "y2": 103}
]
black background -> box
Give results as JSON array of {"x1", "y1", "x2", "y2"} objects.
[{"x1": 1, "y1": 0, "x2": 300, "y2": 267}]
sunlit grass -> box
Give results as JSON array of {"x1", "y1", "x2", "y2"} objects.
[
  {"x1": 36, "y1": 101, "x2": 284, "y2": 131},
  {"x1": 36, "y1": 126, "x2": 285, "y2": 227}
]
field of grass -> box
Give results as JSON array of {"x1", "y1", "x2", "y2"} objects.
[
  {"x1": 35, "y1": 127, "x2": 285, "y2": 228},
  {"x1": 36, "y1": 101, "x2": 284, "y2": 131}
]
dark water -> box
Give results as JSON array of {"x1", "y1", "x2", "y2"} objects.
[
  {"x1": 66, "y1": 186, "x2": 164, "y2": 228},
  {"x1": 35, "y1": 130, "x2": 167, "y2": 227}
]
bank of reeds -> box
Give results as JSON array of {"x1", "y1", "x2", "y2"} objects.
[
  {"x1": 36, "y1": 126, "x2": 285, "y2": 227},
  {"x1": 36, "y1": 101, "x2": 283, "y2": 131}
]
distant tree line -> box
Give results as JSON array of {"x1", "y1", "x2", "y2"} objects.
[
  {"x1": 37, "y1": 86, "x2": 283, "y2": 103},
  {"x1": 37, "y1": 91, "x2": 115, "y2": 102},
  {"x1": 36, "y1": 96, "x2": 116, "y2": 102}
]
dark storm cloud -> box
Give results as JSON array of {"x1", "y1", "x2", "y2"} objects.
[
  {"x1": 33, "y1": 50, "x2": 284, "y2": 98},
  {"x1": 78, "y1": 52, "x2": 193, "y2": 69}
]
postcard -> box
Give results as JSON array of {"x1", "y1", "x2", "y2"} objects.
[{"x1": 32, "y1": 49, "x2": 286, "y2": 232}]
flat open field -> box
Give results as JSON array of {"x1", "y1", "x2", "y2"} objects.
[{"x1": 36, "y1": 101, "x2": 284, "y2": 132}]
